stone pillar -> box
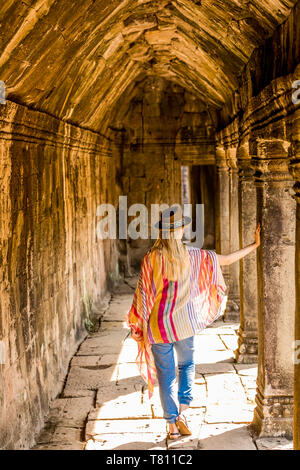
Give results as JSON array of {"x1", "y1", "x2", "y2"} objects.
[
  {"x1": 288, "y1": 112, "x2": 300, "y2": 449},
  {"x1": 235, "y1": 143, "x2": 258, "y2": 363},
  {"x1": 215, "y1": 146, "x2": 230, "y2": 288},
  {"x1": 251, "y1": 138, "x2": 295, "y2": 438},
  {"x1": 296, "y1": 196, "x2": 300, "y2": 450},
  {"x1": 226, "y1": 147, "x2": 240, "y2": 321}
]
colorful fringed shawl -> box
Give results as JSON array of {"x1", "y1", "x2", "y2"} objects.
[{"x1": 124, "y1": 246, "x2": 228, "y2": 399}]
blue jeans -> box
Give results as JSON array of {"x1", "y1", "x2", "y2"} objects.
[{"x1": 151, "y1": 336, "x2": 195, "y2": 424}]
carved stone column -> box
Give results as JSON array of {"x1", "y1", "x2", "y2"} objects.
[
  {"x1": 226, "y1": 147, "x2": 240, "y2": 321},
  {"x1": 288, "y1": 114, "x2": 300, "y2": 449},
  {"x1": 215, "y1": 146, "x2": 230, "y2": 288},
  {"x1": 251, "y1": 138, "x2": 295, "y2": 438},
  {"x1": 235, "y1": 142, "x2": 258, "y2": 363}
]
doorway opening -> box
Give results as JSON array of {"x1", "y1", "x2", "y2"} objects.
[{"x1": 181, "y1": 164, "x2": 216, "y2": 249}]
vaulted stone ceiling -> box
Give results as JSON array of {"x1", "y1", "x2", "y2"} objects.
[{"x1": 0, "y1": 0, "x2": 297, "y2": 131}]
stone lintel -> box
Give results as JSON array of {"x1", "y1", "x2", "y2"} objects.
[
  {"x1": 238, "y1": 165, "x2": 254, "y2": 180},
  {"x1": 250, "y1": 138, "x2": 290, "y2": 158},
  {"x1": 251, "y1": 138, "x2": 292, "y2": 183},
  {"x1": 257, "y1": 138, "x2": 290, "y2": 156},
  {"x1": 236, "y1": 142, "x2": 253, "y2": 174}
]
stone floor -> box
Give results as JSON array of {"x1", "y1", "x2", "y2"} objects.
[{"x1": 32, "y1": 277, "x2": 293, "y2": 451}]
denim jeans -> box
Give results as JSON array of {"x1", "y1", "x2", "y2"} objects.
[{"x1": 151, "y1": 335, "x2": 195, "y2": 424}]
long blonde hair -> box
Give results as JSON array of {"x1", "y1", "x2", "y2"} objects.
[{"x1": 150, "y1": 228, "x2": 190, "y2": 281}]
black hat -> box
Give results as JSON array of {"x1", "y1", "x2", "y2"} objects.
[{"x1": 154, "y1": 205, "x2": 192, "y2": 230}]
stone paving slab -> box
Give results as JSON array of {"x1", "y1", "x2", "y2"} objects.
[
  {"x1": 204, "y1": 373, "x2": 246, "y2": 405},
  {"x1": 112, "y1": 281, "x2": 136, "y2": 295},
  {"x1": 86, "y1": 418, "x2": 165, "y2": 439},
  {"x1": 97, "y1": 320, "x2": 128, "y2": 331},
  {"x1": 255, "y1": 437, "x2": 293, "y2": 450},
  {"x1": 194, "y1": 350, "x2": 235, "y2": 364},
  {"x1": 125, "y1": 277, "x2": 139, "y2": 290},
  {"x1": 190, "y1": 383, "x2": 207, "y2": 407},
  {"x1": 85, "y1": 434, "x2": 167, "y2": 450},
  {"x1": 77, "y1": 332, "x2": 128, "y2": 355},
  {"x1": 34, "y1": 441, "x2": 84, "y2": 450},
  {"x1": 88, "y1": 399, "x2": 152, "y2": 420},
  {"x1": 61, "y1": 389, "x2": 96, "y2": 399},
  {"x1": 194, "y1": 375, "x2": 206, "y2": 385},
  {"x1": 150, "y1": 404, "x2": 164, "y2": 419},
  {"x1": 198, "y1": 423, "x2": 257, "y2": 450},
  {"x1": 96, "y1": 377, "x2": 145, "y2": 405},
  {"x1": 62, "y1": 364, "x2": 117, "y2": 397},
  {"x1": 35, "y1": 424, "x2": 84, "y2": 448},
  {"x1": 89, "y1": 327, "x2": 129, "y2": 339},
  {"x1": 117, "y1": 344, "x2": 140, "y2": 363},
  {"x1": 195, "y1": 363, "x2": 235, "y2": 374},
  {"x1": 238, "y1": 374, "x2": 257, "y2": 388},
  {"x1": 71, "y1": 354, "x2": 120, "y2": 367},
  {"x1": 102, "y1": 296, "x2": 133, "y2": 322},
  {"x1": 117, "y1": 362, "x2": 144, "y2": 380},
  {"x1": 199, "y1": 321, "x2": 239, "y2": 333},
  {"x1": 205, "y1": 404, "x2": 254, "y2": 423},
  {"x1": 194, "y1": 334, "x2": 227, "y2": 351},
  {"x1": 89, "y1": 399, "x2": 152, "y2": 420},
  {"x1": 219, "y1": 334, "x2": 238, "y2": 350},
  {"x1": 234, "y1": 364, "x2": 258, "y2": 376},
  {"x1": 45, "y1": 397, "x2": 94, "y2": 427}
]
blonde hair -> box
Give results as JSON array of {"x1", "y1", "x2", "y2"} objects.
[{"x1": 150, "y1": 228, "x2": 190, "y2": 281}]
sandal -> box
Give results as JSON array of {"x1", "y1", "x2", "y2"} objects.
[
  {"x1": 167, "y1": 431, "x2": 181, "y2": 440},
  {"x1": 166, "y1": 423, "x2": 181, "y2": 440},
  {"x1": 175, "y1": 413, "x2": 192, "y2": 436}
]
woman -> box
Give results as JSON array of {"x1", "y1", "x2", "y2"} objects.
[{"x1": 125, "y1": 206, "x2": 261, "y2": 440}]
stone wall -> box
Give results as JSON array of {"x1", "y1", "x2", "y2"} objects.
[{"x1": 0, "y1": 101, "x2": 120, "y2": 449}]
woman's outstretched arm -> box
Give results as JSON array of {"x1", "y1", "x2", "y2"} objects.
[{"x1": 217, "y1": 223, "x2": 261, "y2": 266}]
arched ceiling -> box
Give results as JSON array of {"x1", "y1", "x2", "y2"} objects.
[{"x1": 0, "y1": 0, "x2": 297, "y2": 132}]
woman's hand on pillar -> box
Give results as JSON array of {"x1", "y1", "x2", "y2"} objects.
[
  {"x1": 254, "y1": 223, "x2": 261, "y2": 247},
  {"x1": 217, "y1": 222, "x2": 261, "y2": 265}
]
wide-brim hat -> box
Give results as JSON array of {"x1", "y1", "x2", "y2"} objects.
[{"x1": 154, "y1": 205, "x2": 192, "y2": 230}]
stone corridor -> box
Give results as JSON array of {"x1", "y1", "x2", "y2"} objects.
[{"x1": 32, "y1": 278, "x2": 291, "y2": 451}]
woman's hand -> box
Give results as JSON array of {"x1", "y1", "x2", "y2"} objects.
[
  {"x1": 254, "y1": 223, "x2": 261, "y2": 247},
  {"x1": 217, "y1": 222, "x2": 262, "y2": 266},
  {"x1": 131, "y1": 328, "x2": 143, "y2": 342}
]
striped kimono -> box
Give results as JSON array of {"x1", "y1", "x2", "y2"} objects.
[{"x1": 124, "y1": 246, "x2": 228, "y2": 399}]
